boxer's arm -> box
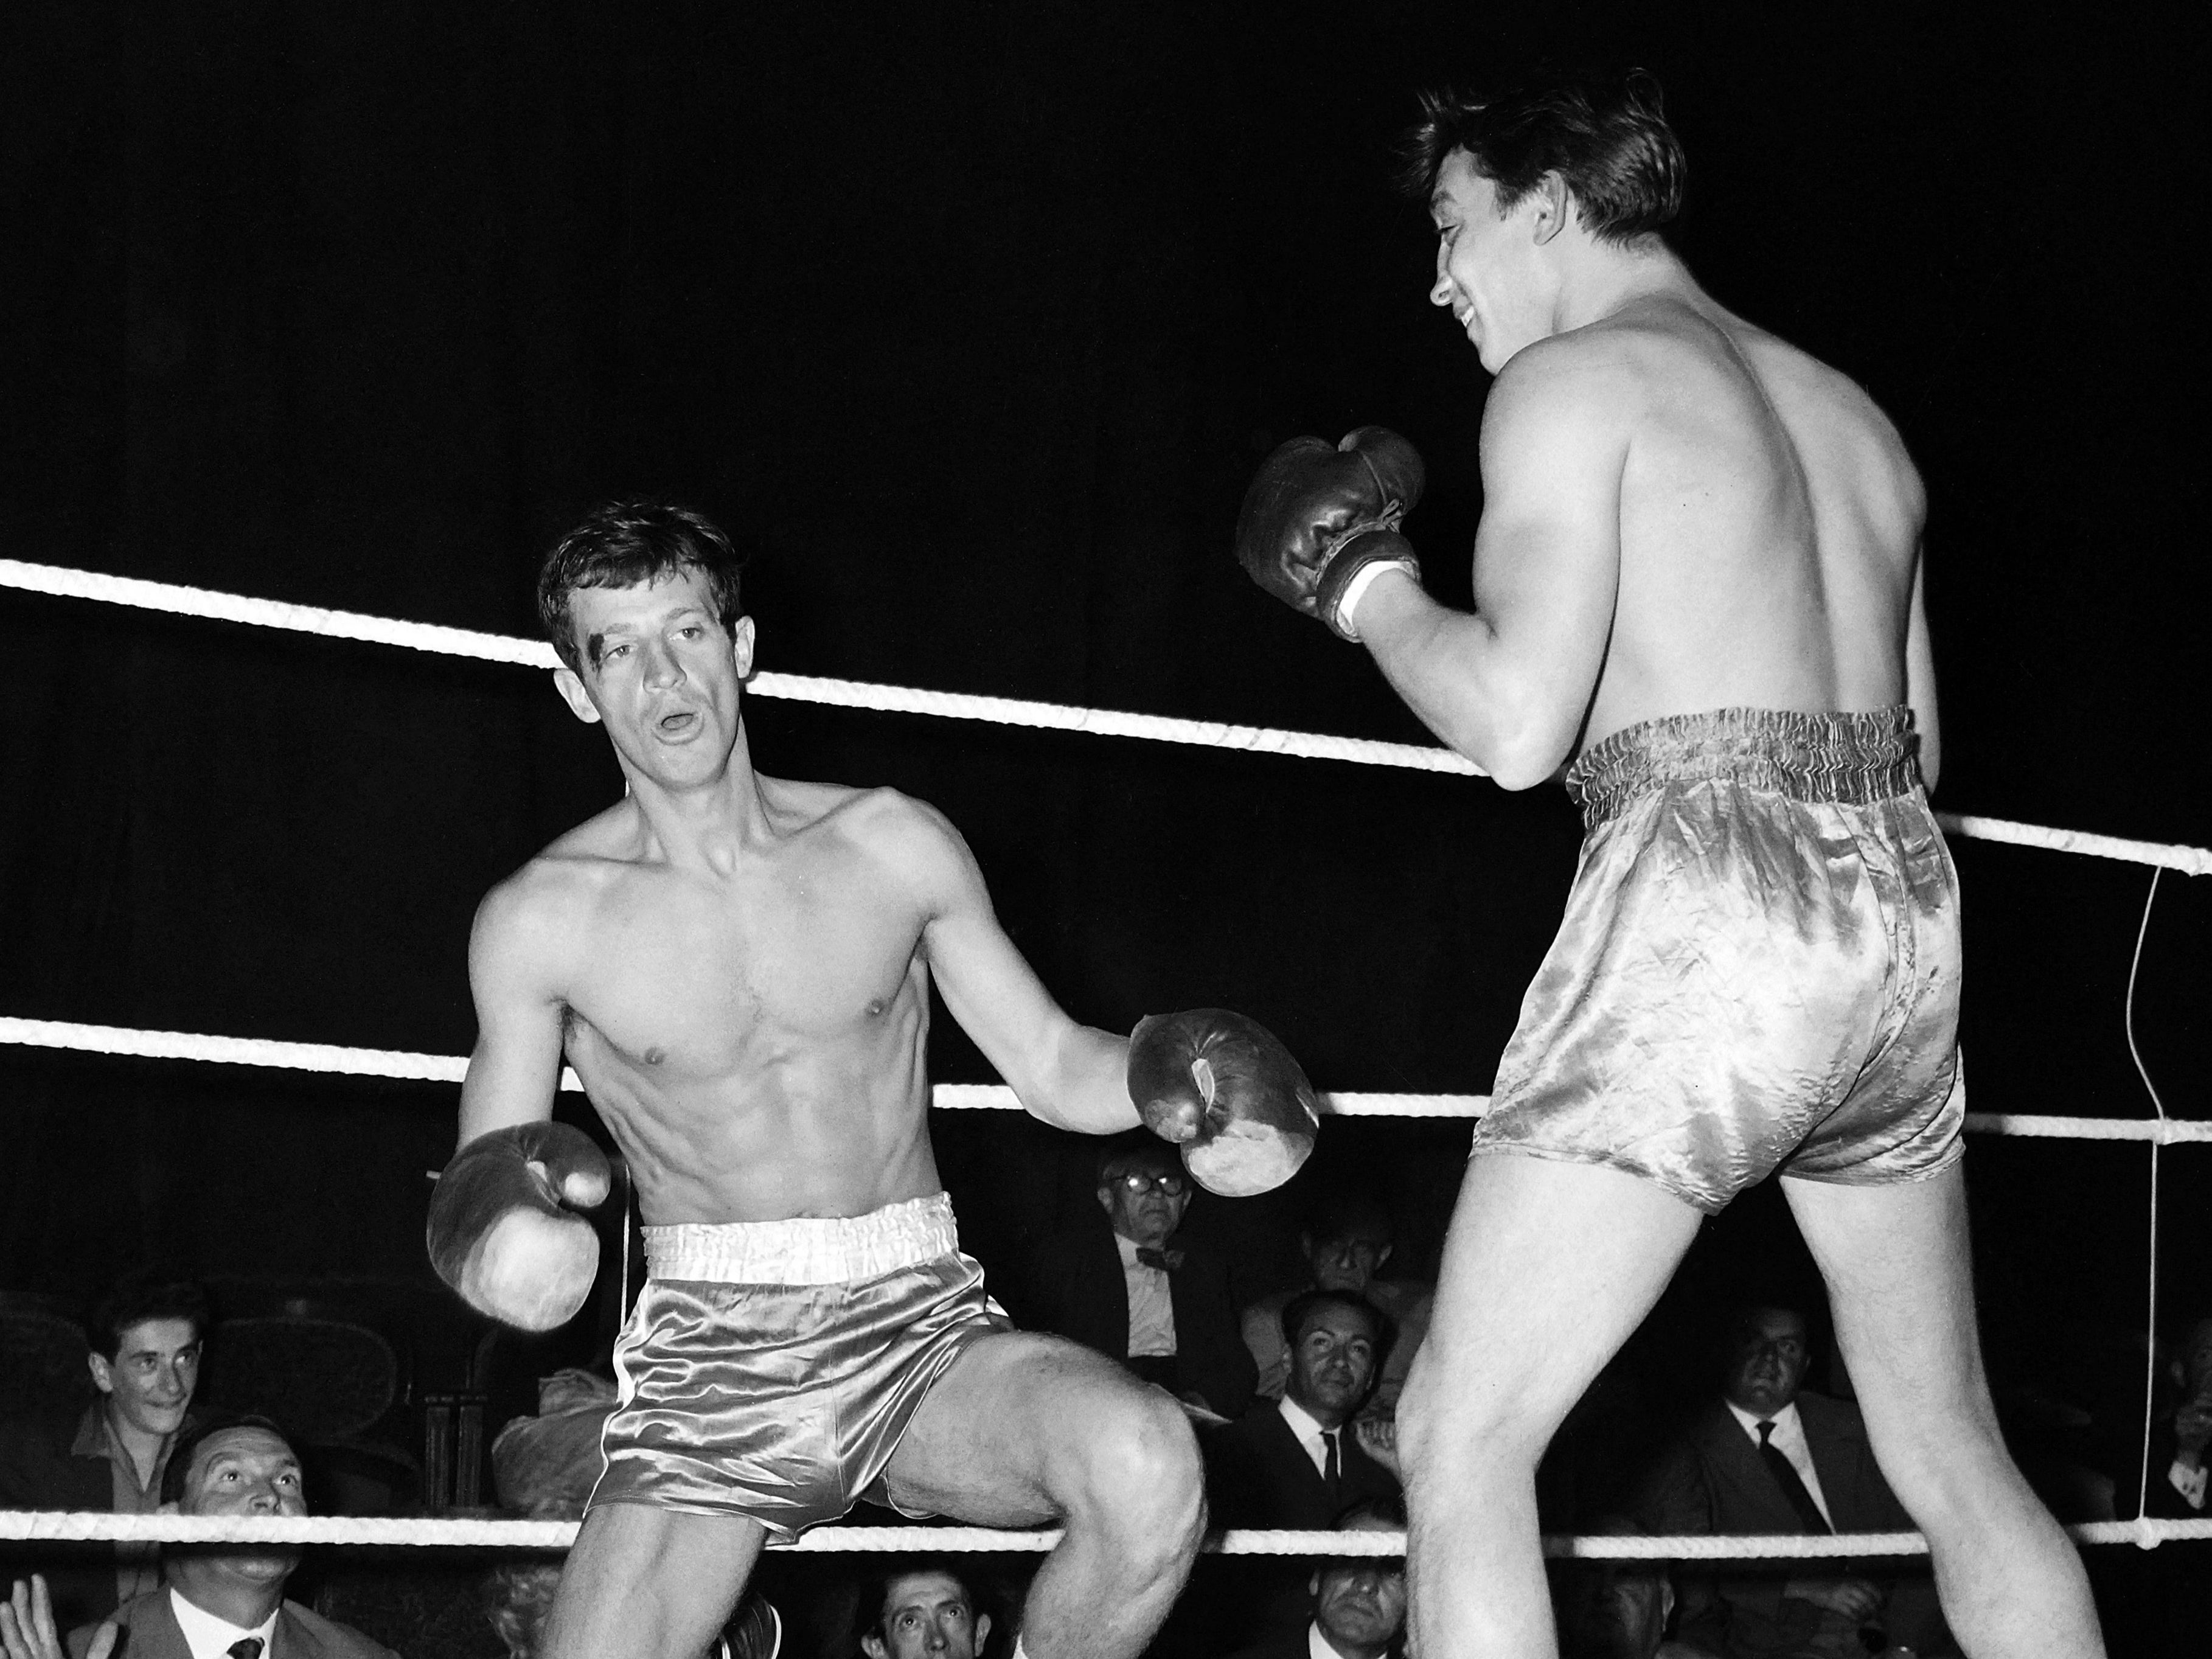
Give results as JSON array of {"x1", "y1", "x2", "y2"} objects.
[
  {"x1": 1354, "y1": 346, "x2": 1626, "y2": 789},
  {"x1": 1905, "y1": 551, "x2": 1941, "y2": 792},
  {"x1": 902, "y1": 800, "x2": 1141, "y2": 1135},
  {"x1": 457, "y1": 871, "x2": 571, "y2": 1147}
]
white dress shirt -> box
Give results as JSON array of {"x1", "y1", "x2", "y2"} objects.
[
  {"x1": 1115, "y1": 1232, "x2": 1178, "y2": 1358},
  {"x1": 1278, "y1": 1393, "x2": 1346, "y2": 1482},
  {"x1": 169, "y1": 1585, "x2": 280, "y2": 1659},
  {"x1": 1723, "y1": 1398, "x2": 1834, "y2": 1527}
]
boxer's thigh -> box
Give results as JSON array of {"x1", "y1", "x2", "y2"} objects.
[{"x1": 881, "y1": 1329, "x2": 1198, "y2": 1528}]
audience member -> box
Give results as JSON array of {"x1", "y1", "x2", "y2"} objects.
[
  {"x1": 1222, "y1": 1494, "x2": 1408, "y2": 1659},
  {"x1": 1630, "y1": 1303, "x2": 1951, "y2": 1658},
  {"x1": 1023, "y1": 1136, "x2": 1256, "y2": 1419},
  {"x1": 1208, "y1": 1290, "x2": 1401, "y2": 1634},
  {"x1": 855, "y1": 1562, "x2": 993, "y2": 1659},
  {"x1": 488, "y1": 1368, "x2": 619, "y2": 1519},
  {"x1": 1242, "y1": 1192, "x2": 1432, "y2": 1420},
  {"x1": 0, "y1": 1275, "x2": 209, "y2": 1630},
  {"x1": 51, "y1": 1413, "x2": 400, "y2": 1659},
  {"x1": 1549, "y1": 1523, "x2": 1703, "y2": 1659}
]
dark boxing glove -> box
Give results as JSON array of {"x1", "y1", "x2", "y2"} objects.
[
  {"x1": 1236, "y1": 425, "x2": 1426, "y2": 641},
  {"x1": 1128, "y1": 1010, "x2": 1320, "y2": 1197},
  {"x1": 426, "y1": 1121, "x2": 611, "y2": 1332}
]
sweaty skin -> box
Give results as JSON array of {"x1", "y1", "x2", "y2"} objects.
[
  {"x1": 457, "y1": 568, "x2": 1203, "y2": 1659},
  {"x1": 1354, "y1": 153, "x2": 1938, "y2": 787},
  {"x1": 1369, "y1": 150, "x2": 2101, "y2": 1659},
  {"x1": 458, "y1": 572, "x2": 1138, "y2": 1225}
]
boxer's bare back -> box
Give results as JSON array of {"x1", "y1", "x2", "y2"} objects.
[
  {"x1": 1344, "y1": 147, "x2": 2099, "y2": 1659},
  {"x1": 1358, "y1": 153, "x2": 1938, "y2": 789}
]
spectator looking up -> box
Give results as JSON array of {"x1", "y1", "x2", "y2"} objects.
[
  {"x1": 1023, "y1": 1136, "x2": 1257, "y2": 1418},
  {"x1": 58, "y1": 1413, "x2": 400, "y2": 1659},
  {"x1": 0, "y1": 1275, "x2": 209, "y2": 1629},
  {"x1": 1631, "y1": 1304, "x2": 1951, "y2": 1658},
  {"x1": 858, "y1": 1562, "x2": 990, "y2": 1659},
  {"x1": 1243, "y1": 1193, "x2": 1432, "y2": 1419}
]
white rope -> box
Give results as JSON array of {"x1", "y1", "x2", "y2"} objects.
[
  {"x1": 1934, "y1": 813, "x2": 2212, "y2": 879},
  {"x1": 0, "y1": 560, "x2": 1478, "y2": 778},
  {"x1": 1, "y1": 1511, "x2": 2204, "y2": 1556},
  {"x1": 10, "y1": 555, "x2": 2212, "y2": 873},
  {"x1": 6, "y1": 1018, "x2": 2205, "y2": 1143}
]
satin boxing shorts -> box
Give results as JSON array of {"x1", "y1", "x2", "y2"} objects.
[
  {"x1": 589, "y1": 1192, "x2": 996, "y2": 1540},
  {"x1": 1470, "y1": 706, "x2": 1964, "y2": 1214}
]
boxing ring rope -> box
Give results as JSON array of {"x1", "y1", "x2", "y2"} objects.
[
  {"x1": 4, "y1": 557, "x2": 2209, "y2": 875},
  {"x1": 1, "y1": 558, "x2": 2203, "y2": 1571},
  {"x1": 3, "y1": 1511, "x2": 2208, "y2": 1559},
  {"x1": 2, "y1": 1018, "x2": 2207, "y2": 1144}
]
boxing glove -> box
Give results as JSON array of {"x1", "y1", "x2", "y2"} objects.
[
  {"x1": 1128, "y1": 1010, "x2": 1320, "y2": 1197},
  {"x1": 1236, "y1": 425, "x2": 1426, "y2": 641},
  {"x1": 427, "y1": 1121, "x2": 611, "y2": 1331}
]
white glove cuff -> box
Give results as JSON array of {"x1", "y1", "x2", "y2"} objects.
[{"x1": 1332, "y1": 558, "x2": 1419, "y2": 642}]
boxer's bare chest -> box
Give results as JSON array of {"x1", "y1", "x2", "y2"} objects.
[{"x1": 559, "y1": 836, "x2": 930, "y2": 1087}]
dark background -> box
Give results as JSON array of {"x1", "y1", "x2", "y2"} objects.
[{"x1": 1, "y1": 0, "x2": 2203, "y2": 1585}]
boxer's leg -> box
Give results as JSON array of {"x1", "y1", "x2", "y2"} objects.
[
  {"x1": 883, "y1": 1330, "x2": 1203, "y2": 1659},
  {"x1": 1396, "y1": 1153, "x2": 1701, "y2": 1659},
  {"x1": 540, "y1": 1503, "x2": 765, "y2": 1659},
  {"x1": 1783, "y1": 1166, "x2": 2106, "y2": 1658}
]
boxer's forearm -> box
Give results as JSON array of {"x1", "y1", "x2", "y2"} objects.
[
  {"x1": 1355, "y1": 575, "x2": 1567, "y2": 788},
  {"x1": 1017, "y1": 1022, "x2": 1142, "y2": 1135}
]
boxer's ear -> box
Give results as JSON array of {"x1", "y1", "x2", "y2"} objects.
[
  {"x1": 974, "y1": 1613, "x2": 992, "y2": 1650},
  {"x1": 1530, "y1": 171, "x2": 1571, "y2": 246},
  {"x1": 552, "y1": 667, "x2": 603, "y2": 725},
  {"x1": 731, "y1": 614, "x2": 757, "y2": 680}
]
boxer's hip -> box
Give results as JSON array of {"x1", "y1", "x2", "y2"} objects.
[
  {"x1": 1475, "y1": 706, "x2": 1961, "y2": 1212},
  {"x1": 589, "y1": 1192, "x2": 996, "y2": 1539}
]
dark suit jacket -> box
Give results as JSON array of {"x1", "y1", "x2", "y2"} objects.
[
  {"x1": 69, "y1": 1588, "x2": 402, "y2": 1659},
  {"x1": 1632, "y1": 1392, "x2": 1951, "y2": 1658},
  {"x1": 1202, "y1": 1400, "x2": 1402, "y2": 1637},
  {"x1": 1220, "y1": 1623, "x2": 1318, "y2": 1659},
  {"x1": 0, "y1": 1408, "x2": 137, "y2": 1629},
  {"x1": 1023, "y1": 1222, "x2": 1256, "y2": 1419},
  {"x1": 1206, "y1": 1400, "x2": 1399, "y2": 1531}
]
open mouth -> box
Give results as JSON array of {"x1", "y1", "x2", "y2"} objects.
[{"x1": 656, "y1": 710, "x2": 703, "y2": 738}]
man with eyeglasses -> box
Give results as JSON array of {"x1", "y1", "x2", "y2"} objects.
[
  {"x1": 1024, "y1": 1138, "x2": 1257, "y2": 1421},
  {"x1": 1630, "y1": 1303, "x2": 1950, "y2": 1658}
]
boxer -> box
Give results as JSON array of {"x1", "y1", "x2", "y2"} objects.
[
  {"x1": 431, "y1": 502, "x2": 1319, "y2": 1659},
  {"x1": 1237, "y1": 70, "x2": 2101, "y2": 1659}
]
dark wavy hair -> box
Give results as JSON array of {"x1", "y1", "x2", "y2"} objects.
[
  {"x1": 1280, "y1": 1287, "x2": 1386, "y2": 1352},
  {"x1": 1399, "y1": 69, "x2": 1685, "y2": 246},
  {"x1": 536, "y1": 501, "x2": 747, "y2": 673},
  {"x1": 89, "y1": 1271, "x2": 211, "y2": 1361}
]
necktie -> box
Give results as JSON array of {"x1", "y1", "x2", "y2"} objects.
[
  {"x1": 1321, "y1": 1428, "x2": 1341, "y2": 1501},
  {"x1": 229, "y1": 1640, "x2": 265, "y2": 1659},
  {"x1": 1135, "y1": 1246, "x2": 1184, "y2": 1273},
  {"x1": 1756, "y1": 1421, "x2": 1831, "y2": 1534}
]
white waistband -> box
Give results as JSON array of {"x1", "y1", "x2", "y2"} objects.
[{"x1": 642, "y1": 1192, "x2": 959, "y2": 1285}]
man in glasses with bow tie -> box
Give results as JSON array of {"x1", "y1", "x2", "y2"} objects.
[{"x1": 1024, "y1": 1138, "x2": 1257, "y2": 1422}]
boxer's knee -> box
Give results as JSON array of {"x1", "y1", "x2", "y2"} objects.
[{"x1": 1055, "y1": 1386, "x2": 1204, "y2": 1568}]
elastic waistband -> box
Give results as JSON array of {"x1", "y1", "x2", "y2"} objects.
[
  {"x1": 642, "y1": 1192, "x2": 958, "y2": 1286},
  {"x1": 1567, "y1": 706, "x2": 1922, "y2": 828}
]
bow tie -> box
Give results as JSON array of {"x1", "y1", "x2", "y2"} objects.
[{"x1": 1136, "y1": 1246, "x2": 1185, "y2": 1273}]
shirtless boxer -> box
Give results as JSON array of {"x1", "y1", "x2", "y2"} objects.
[
  {"x1": 1236, "y1": 72, "x2": 2102, "y2": 1659},
  {"x1": 430, "y1": 503, "x2": 1319, "y2": 1659}
]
